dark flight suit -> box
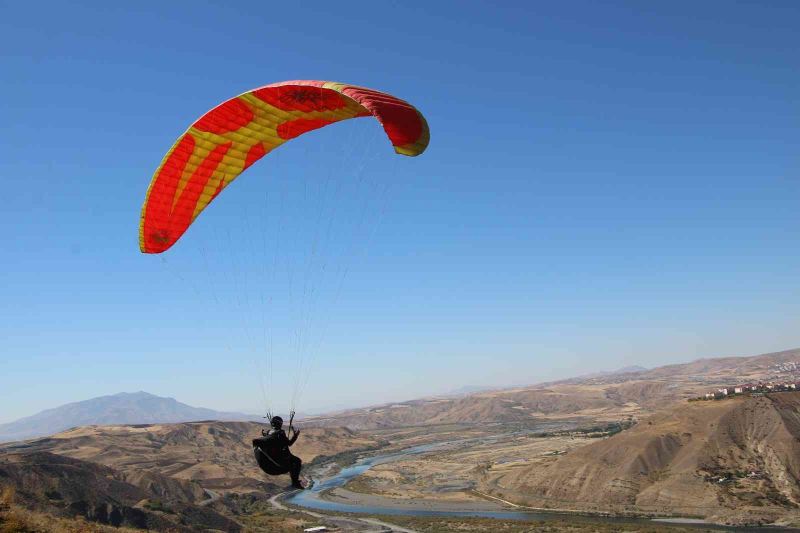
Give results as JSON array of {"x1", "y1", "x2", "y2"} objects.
[{"x1": 252, "y1": 428, "x2": 301, "y2": 485}]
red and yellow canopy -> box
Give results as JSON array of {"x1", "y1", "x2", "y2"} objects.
[{"x1": 139, "y1": 80, "x2": 429, "y2": 254}]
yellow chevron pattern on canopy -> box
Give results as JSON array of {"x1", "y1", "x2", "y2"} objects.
[{"x1": 139, "y1": 80, "x2": 429, "y2": 254}]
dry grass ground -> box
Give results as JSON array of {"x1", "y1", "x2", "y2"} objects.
[{"x1": 0, "y1": 486, "x2": 143, "y2": 533}]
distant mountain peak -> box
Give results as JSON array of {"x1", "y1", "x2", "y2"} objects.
[
  {"x1": 615, "y1": 365, "x2": 648, "y2": 373},
  {"x1": 0, "y1": 392, "x2": 257, "y2": 443},
  {"x1": 108, "y1": 391, "x2": 159, "y2": 399}
]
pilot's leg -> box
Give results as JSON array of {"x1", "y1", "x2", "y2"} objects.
[{"x1": 289, "y1": 454, "x2": 302, "y2": 485}]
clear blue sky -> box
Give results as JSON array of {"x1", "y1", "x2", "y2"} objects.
[{"x1": 2, "y1": 1, "x2": 798, "y2": 423}]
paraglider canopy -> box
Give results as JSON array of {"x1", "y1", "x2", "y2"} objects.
[
  {"x1": 138, "y1": 79, "x2": 430, "y2": 421},
  {"x1": 139, "y1": 80, "x2": 429, "y2": 254}
]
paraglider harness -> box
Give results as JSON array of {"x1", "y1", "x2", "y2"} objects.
[{"x1": 253, "y1": 411, "x2": 296, "y2": 475}]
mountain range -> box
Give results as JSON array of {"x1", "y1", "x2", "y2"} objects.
[
  {"x1": 3, "y1": 348, "x2": 799, "y2": 442},
  {"x1": 304, "y1": 347, "x2": 800, "y2": 429}
]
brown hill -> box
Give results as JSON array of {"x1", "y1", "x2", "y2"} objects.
[
  {"x1": 481, "y1": 392, "x2": 800, "y2": 526},
  {"x1": 0, "y1": 422, "x2": 384, "y2": 531},
  {"x1": 305, "y1": 382, "x2": 692, "y2": 429},
  {"x1": 1, "y1": 421, "x2": 381, "y2": 495}
]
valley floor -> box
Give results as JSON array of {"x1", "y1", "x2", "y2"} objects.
[{"x1": 294, "y1": 404, "x2": 800, "y2": 530}]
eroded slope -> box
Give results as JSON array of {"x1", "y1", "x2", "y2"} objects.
[{"x1": 483, "y1": 393, "x2": 800, "y2": 526}]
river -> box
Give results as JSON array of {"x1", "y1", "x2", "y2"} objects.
[{"x1": 285, "y1": 440, "x2": 795, "y2": 531}]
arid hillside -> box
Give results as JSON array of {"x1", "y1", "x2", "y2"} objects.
[
  {"x1": 0, "y1": 422, "x2": 385, "y2": 531},
  {"x1": 0, "y1": 452, "x2": 239, "y2": 532},
  {"x1": 0, "y1": 421, "x2": 381, "y2": 495},
  {"x1": 482, "y1": 392, "x2": 800, "y2": 526},
  {"x1": 306, "y1": 348, "x2": 800, "y2": 429},
  {"x1": 306, "y1": 384, "x2": 656, "y2": 429}
]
